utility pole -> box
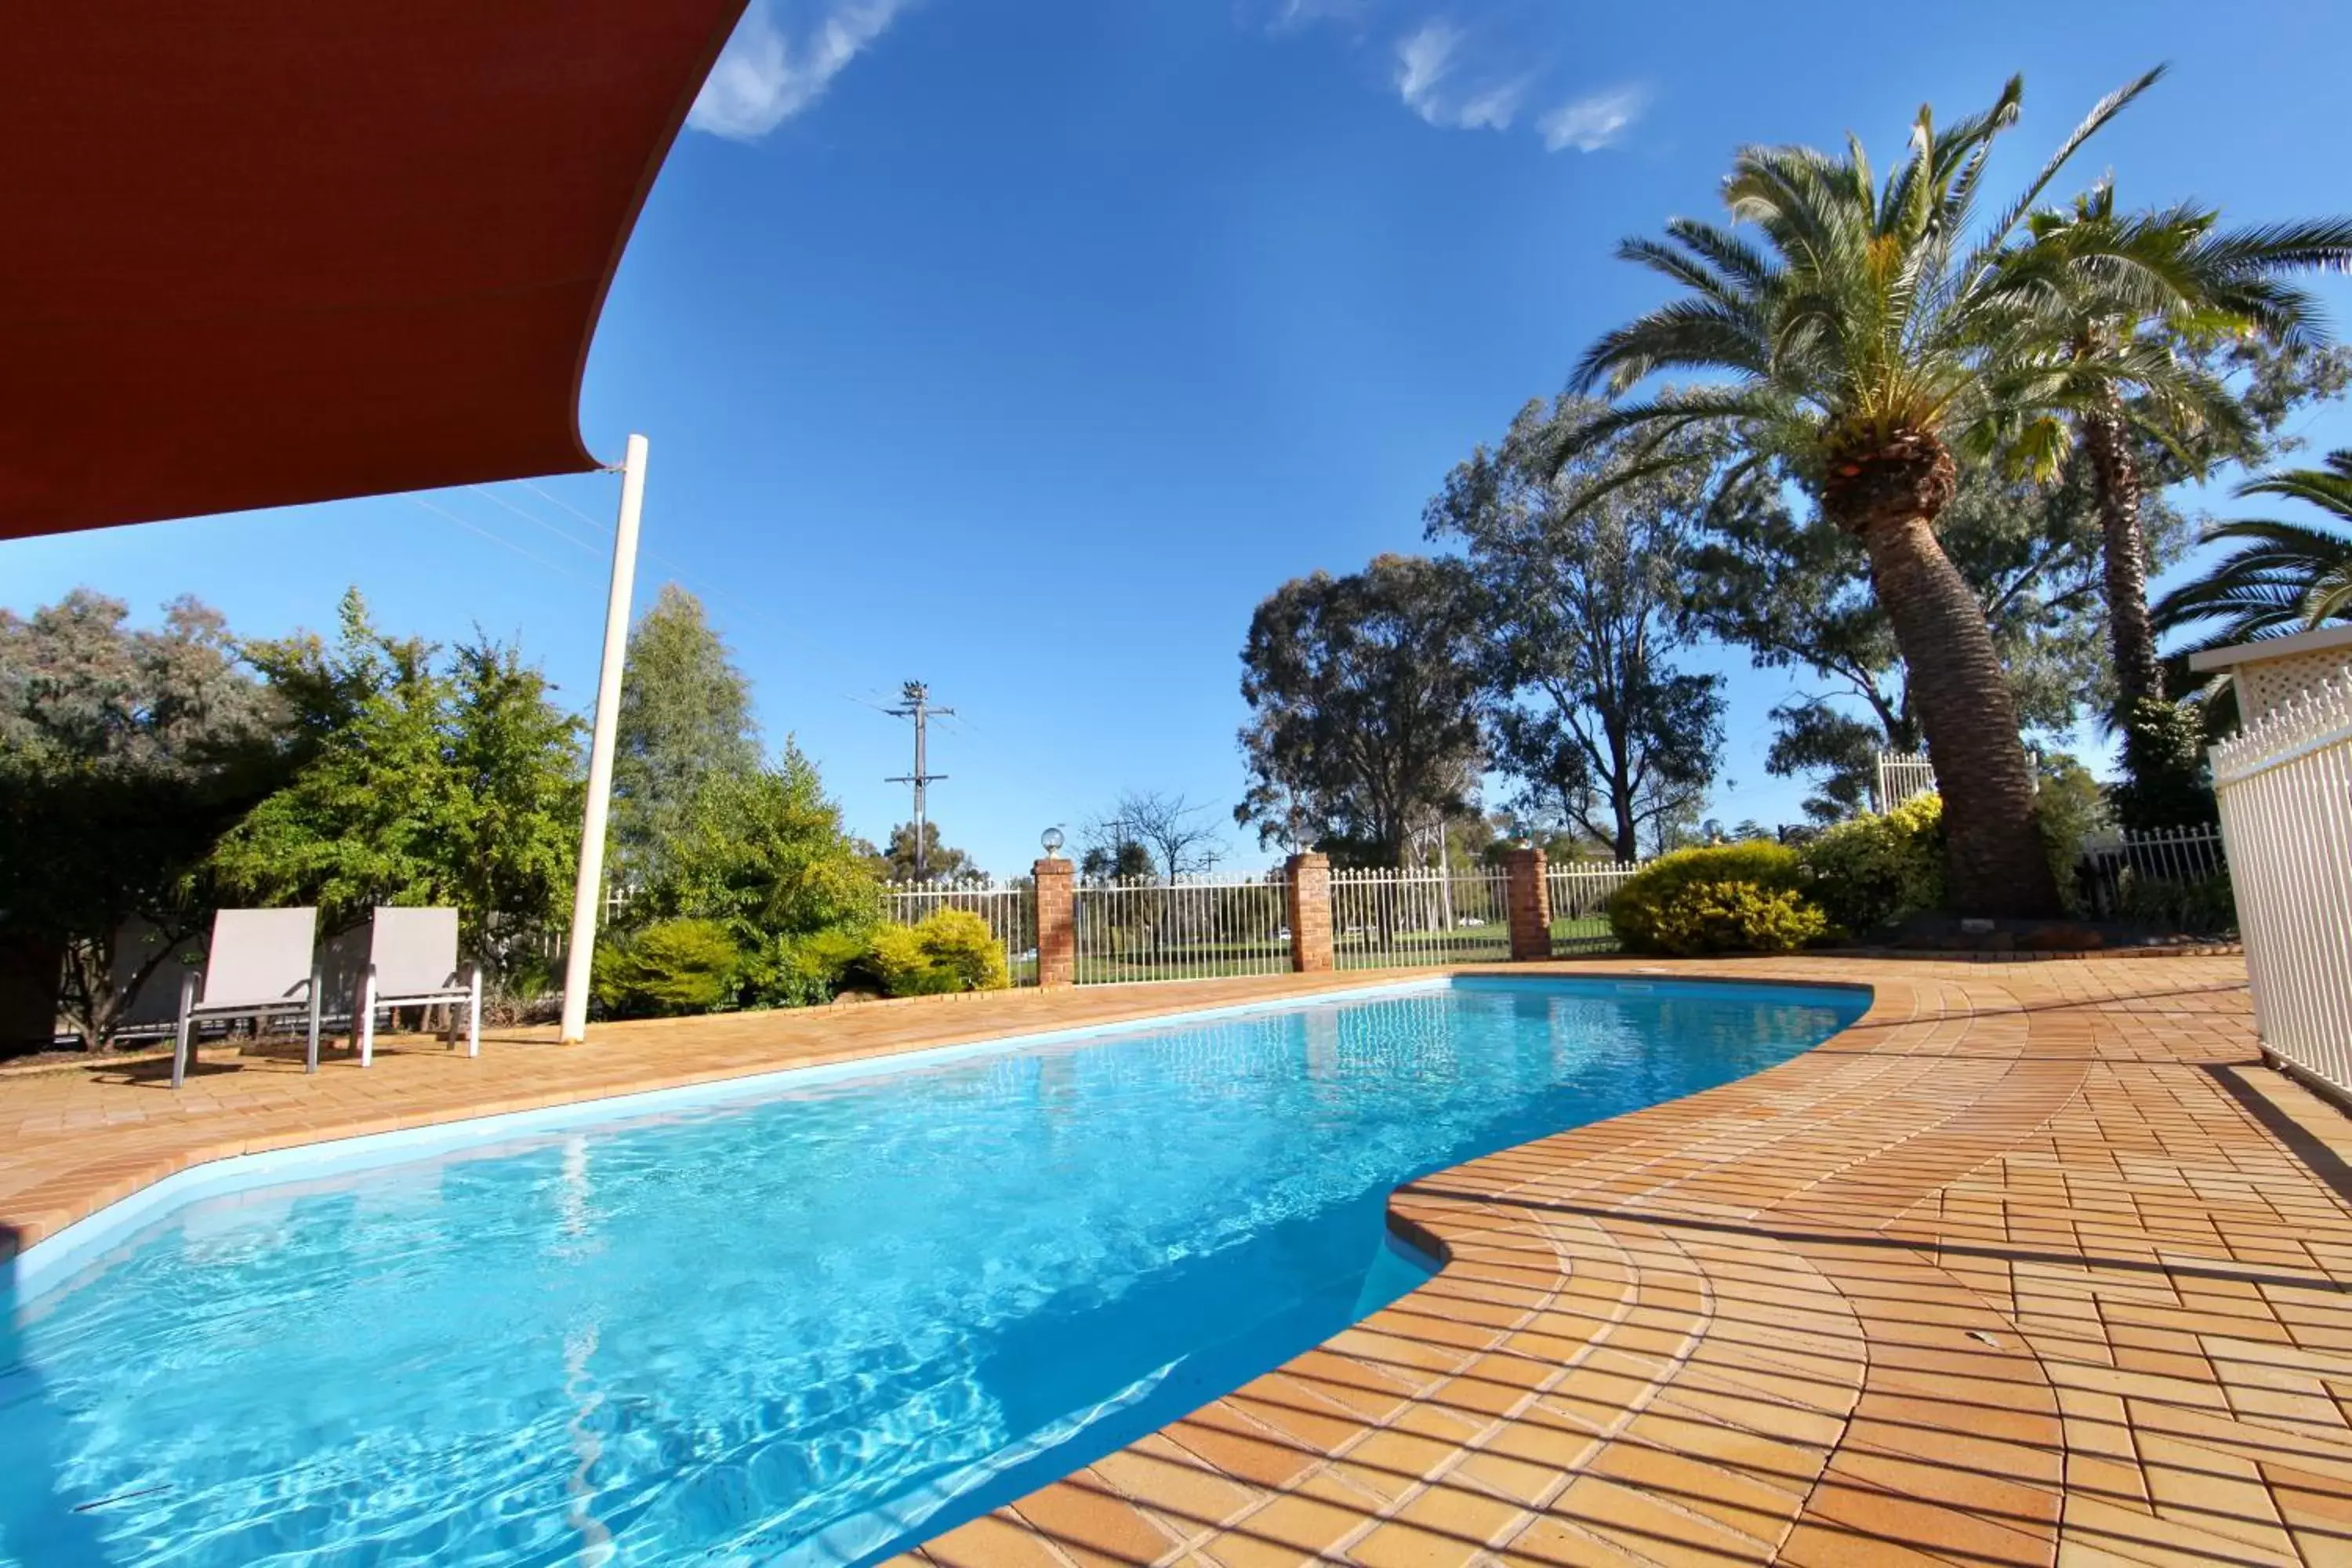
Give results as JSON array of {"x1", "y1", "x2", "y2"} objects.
[{"x1": 885, "y1": 680, "x2": 952, "y2": 880}]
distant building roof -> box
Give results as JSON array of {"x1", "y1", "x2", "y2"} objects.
[{"x1": 1, "y1": 2, "x2": 746, "y2": 540}]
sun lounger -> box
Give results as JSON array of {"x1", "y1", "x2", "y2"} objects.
[
  {"x1": 351, "y1": 907, "x2": 481, "y2": 1065},
  {"x1": 172, "y1": 908, "x2": 321, "y2": 1088}
]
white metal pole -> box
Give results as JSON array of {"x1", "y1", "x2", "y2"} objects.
[{"x1": 559, "y1": 434, "x2": 648, "y2": 1045}]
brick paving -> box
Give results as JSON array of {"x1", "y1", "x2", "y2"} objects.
[{"x1": 8, "y1": 956, "x2": 2352, "y2": 1565}]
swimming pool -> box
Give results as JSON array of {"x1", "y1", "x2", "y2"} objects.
[{"x1": 0, "y1": 975, "x2": 1864, "y2": 1567}]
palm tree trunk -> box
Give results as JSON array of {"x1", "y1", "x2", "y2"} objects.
[
  {"x1": 1827, "y1": 439, "x2": 2061, "y2": 917},
  {"x1": 2081, "y1": 394, "x2": 2163, "y2": 708},
  {"x1": 1852, "y1": 514, "x2": 2060, "y2": 915}
]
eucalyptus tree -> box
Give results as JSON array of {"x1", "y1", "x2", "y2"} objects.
[
  {"x1": 1235, "y1": 554, "x2": 1486, "y2": 866},
  {"x1": 1561, "y1": 73, "x2": 2176, "y2": 915},
  {"x1": 2154, "y1": 450, "x2": 2352, "y2": 648},
  {"x1": 1426, "y1": 394, "x2": 1723, "y2": 861},
  {"x1": 872, "y1": 821, "x2": 978, "y2": 883},
  {"x1": 0, "y1": 593, "x2": 284, "y2": 1047},
  {"x1": 1994, "y1": 180, "x2": 2352, "y2": 708}
]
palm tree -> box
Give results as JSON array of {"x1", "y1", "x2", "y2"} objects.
[
  {"x1": 1996, "y1": 185, "x2": 2352, "y2": 708},
  {"x1": 1563, "y1": 74, "x2": 2167, "y2": 916},
  {"x1": 2153, "y1": 450, "x2": 2352, "y2": 648}
]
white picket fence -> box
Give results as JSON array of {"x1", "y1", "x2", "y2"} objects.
[
  {"x1": 1332, "y1": 866, "x2": 1512, "y2": 969},
  {"x1": 1873, "y1": 751, "x2": 1936, "y2": 814},
  {"x1": 1547, "y1": 859, "x2": 1647, "y2": 949},
  {"x1": 883, "y1": 878, "x2": 1037, "y2": 986},
  {"x1": 1073, "y1": 875, "x2": 1290, "y2": 984},
  {"x1": 2212, "y1": 672, "x2": 2352, "y2": 1098}
]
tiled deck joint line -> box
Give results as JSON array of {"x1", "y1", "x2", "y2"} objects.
[{"x1": 10, "y1": 957, "x2": 2352, "y2": 1566}]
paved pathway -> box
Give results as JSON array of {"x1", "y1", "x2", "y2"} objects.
[{"x1": 9, "y1": 956, "x2": 2350, "y2": 1565}]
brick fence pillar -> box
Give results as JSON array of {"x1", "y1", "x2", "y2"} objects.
[
  {"x1": 1506, "y1": 846, "x2": 1552, "y2": 960},
  {"x1": 1285, "y1": 851, "x2": 1334, "y2": 973},
  {"x1": 1033, "y1": 856, "x2": 1075, "y2": 988}
]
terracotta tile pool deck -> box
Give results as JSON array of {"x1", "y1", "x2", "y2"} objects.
[{"x1": 8, "y1": 955, "x2": 2352, "y2": 1565}]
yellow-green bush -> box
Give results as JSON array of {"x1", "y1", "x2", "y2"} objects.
[
  {"x1": 862, "y1": 909, "x2": 1010, "y2": 996},
  {"x1": 1797, "y1": 793, "x2": 1944, "y2": 935},
  {"x1": 592, "y1": 918, "x2": 743, "y2": 1018},
  {"x1": 1648, "y1": 881, "x2": 1831, "y2": 956},
  {"x1": 1608, "y1": 843, "x2": 1818, "y2": 955}
]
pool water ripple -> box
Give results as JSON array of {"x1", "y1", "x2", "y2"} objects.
[{"x1": 0, "y1": 977, "x2": 1863, "y2": 1566}]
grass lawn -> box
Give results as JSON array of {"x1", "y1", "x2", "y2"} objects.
[{"x1": 1035, "y1": 920, "x2": 1623, "y2": 986}]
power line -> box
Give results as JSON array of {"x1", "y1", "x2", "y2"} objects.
[
  {"x1": 406, "y1": 496, "x2": 585, "y2": 580},
  {"x1": 518, "y1": 477, "x2": 615, "y2": 533},
  {"x1": 466, "y1": 484, "x2": 606, "y2": 557}
]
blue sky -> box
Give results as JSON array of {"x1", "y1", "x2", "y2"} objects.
[{"x1": 11, "y1": 0, "x2": 2350, "y2": 877}]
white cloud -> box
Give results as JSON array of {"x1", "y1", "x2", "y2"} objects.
[
  {"x1": 1392, "y1": 20, "x2": 1523, "y2": 131},
  {"x1": 687, "y1": 0, "x2": 911, "y2": 140},
  {"x1": 1537, "y1": 85, "x2": 1645, "y2": 152},
  {"x1": 1393, "y1": 21, "x2": 1460, "y2": 122},
  {"x1": 1266, "y1": 0, "x2": 1367, "y2": 32},
  {"x1": 1456, "y1": 78, "x2": 1527, "y2": 131}
]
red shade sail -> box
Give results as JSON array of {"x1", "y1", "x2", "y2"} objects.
[{"x1": 0, "y1": 2, "x2": 748, "y2": 540}]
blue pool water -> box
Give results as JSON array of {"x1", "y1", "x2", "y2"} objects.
[{"x1": 0, "y1": 976, "x2": 1864, "y2": 1567}]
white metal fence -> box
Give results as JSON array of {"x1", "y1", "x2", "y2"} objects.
[
  {"x1": 1874, "y1": 751, "x2": 1936, "y2": 814},
  {"x1": 1546, "y1": 860, "x2": 1647, "y2": 950},
  {"x1": 883, "y1": 878, "x2": 1038, "y2": 986},
  {"x1": 1073, "y1": 875, "x2": 1290, "y2": 984},
  {"x1": 2077, "y1": 826, "x2": 2229, "y2": 920},
  {"x1": 2212, "y1": 673, "x2": 2352, "y2": 1098},
  {"x1": 523, "y1": 885, "x2": 641, "y2": 967},
  {"x1": 1332, "y1": 867, "x2": 1512, "y2": 969}
]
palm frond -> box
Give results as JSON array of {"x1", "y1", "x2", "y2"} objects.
[
  {"x1": 1661, "y1": 218, "x2": 1776, "y2": 291},
  {"x1": 2234, "y1": 450, "x2": 2352, "y2": 517},
  {"x1": 1567, "y1": 70, "x2": 2220, "y2": 515},
  {"x1": 1572, "y1": 294, "x2": 1777, "y2": 394},
  {"x1": 1964, "y1": 65, "x2": 2165, "y2": 282},
  {"x1": 1545, "y1": 391, "x2": 1790, "y2": 470},
  {"x1": 2189, "y1": 217, "x2": 2352, "y2": 277},
  {"x1": 1613, "y1": 235, "x2": 1751, "y2": 310},
  {"x1": 2308, "y1": 564, "x2": 2352, "y2": 623},
  {"x1": 2154, "y1": 458, "x2": 2352, "y2": 641}
]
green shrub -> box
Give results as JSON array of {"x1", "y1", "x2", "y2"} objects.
[
  {"x1": 1649, "y1": 880, "x2": 1831, "y2": 956},
  {"x1": 1798, "y1": 794, "x2": 1944, "y2": 935},
  {"x1": 858, "y1": 909, "x2": 1011, "y2": 996},
  {"x1": 2031, "y1": 755, "x2": 2114, "y2": 917},
  {"x1": 592, "y1": 917, "x2": 742, "y2": 1018},
  {"x1": 1609, "y1": 843, "x2": 1813, "y2": 954},
  {"x1": 2110, "y1": 697, "x2": 2216, "y2": 833},
  {"x1": 2117, "y1": 869, "x2": 2238, "y2": 935}
]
